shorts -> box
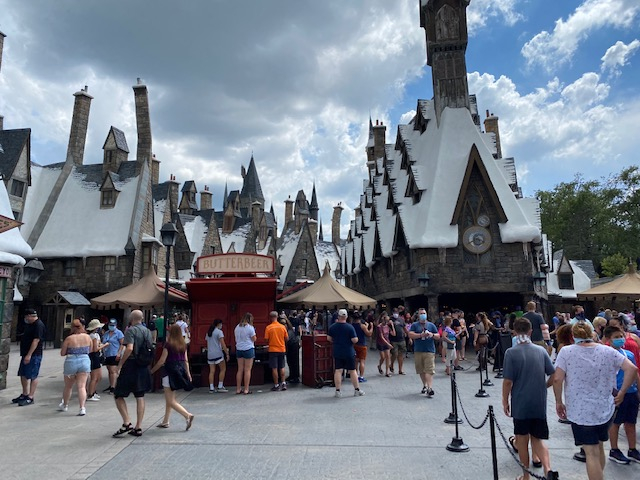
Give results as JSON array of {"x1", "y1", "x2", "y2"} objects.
[
  {"x1": 446, "y1": 348, "x2": 456, "y2": 365},
  {"x1": 89, "y1": 352, "x2": 102, "y2": 370},
  {"x1": 103, "y1": 356, "x2": 119, "y2": 366},
  {"x1": 63, "y1": 354, "x2": 91, "y2": 376},
  {"x1": 236, "y1": 348, "x2": 255, "y2": 359},
  {"x1": 114, "y1": 360, "x2": 151, "y2": 399},
  {"x1": 207, "y1": 356, "x2": 224, "y2": 365},
  {"x1": 268, "y1": 352, "x2": 286, "y2": 369},
  {"x1": 17, "y1": 355, "x2": 42, "y2": 380},
  {"x1": 377, "y1": 343, "x2": 390, "y2": 351},
  {"x1": 414, "y1": 352, "x2": 435, "y2": 375},
  {"x1": 354, "y1": 345, "x2": 368, "y2": 360},
  {"x1": 391, "y1": 341, "x2": 407, "y2": 355},
  {"x1": 571, "y1": 417, "x2": 613, "y2": 446},
  {"x1": 613, "y1": 392, "x2": 640, "y2": 425},
  {"x1": 334, "y1": 356, "x2": 356, "y2": 371},
  {"x1": 513, "y1": 418, "x2": 549, "y2": 439}
]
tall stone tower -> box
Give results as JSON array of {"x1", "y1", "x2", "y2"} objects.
[
  {"x1": 133, "y1": 78, "x2": 152, "y2": 169},
  {"x1": 67, "y1": 86, "x2": 93, "y2": 165},
  {"x1": 420, "y1": 0, "x2": 470, "y2": 125}
]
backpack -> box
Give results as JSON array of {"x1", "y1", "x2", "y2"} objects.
[{"x1": 134, "y1": 326, "x2": 154, "y2": 367}]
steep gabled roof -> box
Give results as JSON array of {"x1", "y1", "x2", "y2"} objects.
[
  {"x1": 102, "y1": 126, "x2": 129, "y2": 152},
  {"x1": 240, "y1": 155, "x2": 264, "y2": 203},
  {"x1": 0, "y1": 128, "x2": 30, "y2": 180}
]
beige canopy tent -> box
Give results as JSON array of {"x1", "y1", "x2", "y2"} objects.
[
  {"x1": 279, "y1": 265, "x2": 377, "y2": 309},
  {"x1": 91, "y1": 269, "x2": 189, "y2": 310},
  {"x1": 577, "y1": 264, "x2": 640, "y2": 302}
]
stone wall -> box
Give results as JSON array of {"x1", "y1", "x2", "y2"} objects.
[{"x1": 0, "y1": 274, "x2": 16, "y2": 389}]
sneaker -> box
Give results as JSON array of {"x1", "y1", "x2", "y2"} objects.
[
  {"x1": 573, "y1": 449, "x2": 586, "y2": 463},
  {"x1": 609, "y1": 448, "x2": 631, "y2": 465},
  {"x1": 18, "y1": 396, "x2": 34, "y2": 406},
  {"x1": 271, "y1": 385, "x2": 280, "y2": 391},
  {"x1": 87, "y1": 395, "x2": 100, "y2": 402},
  {"x1": 627, "y1": 449, "x2": 640, "y2": 463},
  {"x1": 354, "y1": 389, "x2": 365, "y2": 396},
  {"x1": 58, "y1": 402, "x2": 68, "y2": 412},
  {"x1": 93, "y1": 393, "x2": 101, "y2": 400},
  {"x1": 78, "y1": 407, "x2": 86, "y2": 416},
  {"x1": 454, "y1": 365, "x2": 463, "y2": 371},
  {"x1": 12, "y1": 394, "x2": 27, "y2": 404},
  {"x1": 421, "y1": 386, "x2": 427, "y2": 394},
  {"x1": 334, "y1": 390, "x2": 342, "y2": 398},
  {"x1": 280, "y1": 383, "x2": 287, "y2": 391},
  {"x1": 217, "y1": 387, "x2": 229, "y2": 393},
  {"x1": 359, "y1": 377, "x2": 367, "y2": 383},
  {"x1": 209, "y1": 388, "x2": 216, "y2": 393},
  {"x1": 427, "y1": 388, "x2": 435, "y2": 397}
]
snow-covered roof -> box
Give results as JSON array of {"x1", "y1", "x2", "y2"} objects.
[
  {"x1": 315, "y1": 240, "x2": 340, "y2": 278},
  {"x1": 547, "y1": 258, "x2": 594, "y2": 300},
  {"x1": 276, "y1": 227, "x2": 301, "y2": 287},
  {"x1": 182, "y1": 214, "x2": 207, "y2": 257},
  {"x1": 220, "y1": 222, "x2": 251, "y2": 254},
  {"x1": 0, "y1": 176, "x2": 31, "y2": 265}
]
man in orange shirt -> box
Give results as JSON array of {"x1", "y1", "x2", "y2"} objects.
[{"x1": 265, "y1": 311, "x2": 289, "y2": 391}]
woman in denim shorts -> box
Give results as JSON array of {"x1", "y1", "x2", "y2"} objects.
[
  {"x1": 59, "y1": 319, "x2": 92, "y2": 416},
  {"x1": 234, "y1": 313, "x2": 257, "y2": 394}
]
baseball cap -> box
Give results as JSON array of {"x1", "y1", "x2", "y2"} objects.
[
  {"x1": 24, "y1": 308, "x2": 37, "y2": 316},
  {"x1": 109, "y1": 318, "x2": 117, "y2": 325},
  {"x1": 338, "y1": 309, "x2": 348, "y2": 317}
]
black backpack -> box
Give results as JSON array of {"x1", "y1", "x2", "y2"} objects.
[{"x1": 134, "y1": 326, "x2": 154, "y2": 367}]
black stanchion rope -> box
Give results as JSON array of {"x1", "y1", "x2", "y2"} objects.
[{"x1": 452, "y1": 377, "x2": 490, "y2": 429}]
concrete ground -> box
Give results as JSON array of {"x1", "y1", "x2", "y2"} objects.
[{"x1": 0, "y1": 344, "x2": 635, "y2": 480}]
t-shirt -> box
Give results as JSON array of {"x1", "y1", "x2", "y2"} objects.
[
  {"x1": 377, "y1": 324, "x2": 391, "y2": 346},
  {"x1": 522, "y1": 311, "x2": 545, "y2": 342},
  {"x1": 206, "y1": 328, "x2": 224, "y2": 359},
  {"x1": 102, "y1": 329, "x2": 124, "y2": 357},
  {"x1": 328, "y1": 322, "x2": 357, "y2": 359},
  {"x1": 265, "y1": 322, "x2": 288, "y2": 353},
  {"x1": 555, "y1": 344, "x2": 626, "y2": 426},
  {"x1": 353, "y1": 323, "x2": 367, "y2": 346},
  {"x1": 616, "y1": 349, "x2": 638, "y2": 394},
  {"x1": 234, "y1": 324, "x2": 256, "y2": 351},
  {"x1": 175, "y1": 320, "x2": 189, "y2": 338},
  {"x1": 20, "y1": 319, "x2": 46, "y2": 357},
  {"x1": 503, "y1": 343, "x2": 555, "y2": 419},
  {"x1": 390, "y1": 320, "x2": 406, "y2": 342},
  {"x1": 124, "y1": 324, "x2": 152, "y2": 361},
  {"x1": 444, "y1": 327, "x2": 456, "y2": 350},
  {"x1": 409, "y1": 321, "x2": 438, "y2": 353}
]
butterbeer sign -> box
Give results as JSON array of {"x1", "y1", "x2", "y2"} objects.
[{"x1": 196, "y1": 253, "x2": 275, "y2": 275}]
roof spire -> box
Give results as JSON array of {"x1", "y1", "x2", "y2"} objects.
[
  {"x1": 310, "y1": 181, "x2": 319, "y2": 221},
  {"x1": 223, "y1": 181, "x2": 228, "y2": 209},
  {"x1": 240, "y1": 154, "x2": 265, "y2": 209}
]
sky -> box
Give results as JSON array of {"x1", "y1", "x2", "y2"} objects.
[{"x1": 1, "y1": 0, "x2": 638, "y2": 238}]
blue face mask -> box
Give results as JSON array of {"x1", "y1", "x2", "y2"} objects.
[
  {"x1": 612, "y1": 338, "x2": 626, "y2": 349},
  {"x1": 108, "y1": 325, "x2": 116, "y2": 331},
  {"x1": 419, "y1": 314, "x2": 427, "y2": 321}
]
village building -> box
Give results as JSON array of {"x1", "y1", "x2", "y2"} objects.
[
  {"x1": 340, "y1": 0, "x2": 547, "y2": 318},
  {"x1": 546, "y1": 248, "x2": 596, "y2": 316}
]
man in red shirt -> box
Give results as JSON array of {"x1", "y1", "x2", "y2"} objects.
[{"x1": 265, "y1": 311, "x2": 288, "y2": 391}]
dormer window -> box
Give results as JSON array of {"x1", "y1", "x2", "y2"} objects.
[
  {"x1": 10, "y1": 179, "x2": 26, "y2": 198},
  {"x1": 100, "y1": 173, "x2": 120, "y2": 209},
  {"x1": 558, "y1": 273, "x2": 574, "y2": 290},
  {"x1": 101, "y1": 189, "x2": 115, "y2": 207}
]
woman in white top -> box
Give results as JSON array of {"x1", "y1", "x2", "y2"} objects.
[
  {"x1": 206, "y1": 319, "x2": 230, "y2": 393},
  {"x1": 553, "y1": 321, "x2": 637, "y2": 480},
  {"x1": 234, "y1": 312, "x2": 257, "y2": 394},
  {"x1": 86, "y1": 319, "x2": 109, "y2": 401}
]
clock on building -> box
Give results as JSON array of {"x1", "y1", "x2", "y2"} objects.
[{"x1": 462, "y1": 225, "x2": 492, "y2": 254}]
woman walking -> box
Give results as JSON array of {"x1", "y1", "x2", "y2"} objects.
[
  {"x1": 150, "y1": 324, "x2": 195, "y2": 431},
  {"x1": 376, "y1": 313, "x2": 395, "y2": 377},
  {"x1": 206, "y1": 319, "x2": 230, "y2": 393},
  {"x1": 86, "y1": 319, "x2": 108, "y2": 401},
  {"x1": 234, "y1": 312, "x2": 257, "y2": 394},
  {"x1": 59, "y1": 319, "x2": 92, "y2": 415}
]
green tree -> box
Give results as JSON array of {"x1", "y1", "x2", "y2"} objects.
[{"x1": 600, "y1": 253, "x2": 628, "y2": 277}]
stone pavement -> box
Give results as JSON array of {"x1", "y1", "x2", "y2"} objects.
[{"x1": 0, "y1": 344, "x2": 634, "y2": 480}]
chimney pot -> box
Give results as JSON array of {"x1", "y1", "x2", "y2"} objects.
[
  {"x1": 486, "y1": 109, "x2": 489, "y2": 117},
  {"x1": 137, "y1": 77, "x2": 141, "y2": 84}
]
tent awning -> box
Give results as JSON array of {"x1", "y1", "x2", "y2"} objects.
[
  {"x1": 91, "y1": 270, "x2": 189, "y2": 310},
  {"x1": 577, "y1": 265, "x2": 640, "y2": 301}
]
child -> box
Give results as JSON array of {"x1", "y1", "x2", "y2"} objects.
[
  {"x1": 604, "y1": 325, "x2": 640, "y2": 464},
  {"x1": 443, "y1": 316, "x2": 457, "y2": 375}
]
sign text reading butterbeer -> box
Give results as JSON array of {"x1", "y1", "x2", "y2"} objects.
[{"x1": 197, "y1": 254, "x2": 275, "y2": 274}]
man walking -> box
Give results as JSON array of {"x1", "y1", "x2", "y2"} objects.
[
  {"x1": 408, "y1": 308, "x2": 439, "y2": 397},
  {"x1": 503, "y1": 317, "x2": 559, "y2": 480},
  {"x1": 112, "y1": 310, "x2": 152, "y2": 437},
  {"x1": 265, "y1": 311, "x2": 288, "y2": 391},
  {"x1": 352, "y1": 314, "x2": 373, "y2": 382},
  {"x1": 327, "y1": 309, "x2": 364, "y2": 397},
  {"x1": 522, "y1": 301, "x2": 546, "y2": 348},
  {"x1": 390, "y1": 309, "x2": 407, "y2": 375},
  {"x1": 13, "y1": 309, "x2": 46, "y2": 406}
]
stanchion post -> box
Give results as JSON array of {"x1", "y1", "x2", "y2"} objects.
[
  {"x1": 489, "y1": 406, "x2": 499, "y2": 480},
  {"x1": 446, "y1": 373, "x2": 469, "y2": 452},
  {"x1": 445, "y1": 358, "x2": 462, "y2": 424},
  {"x1": 475, "y1": 350, "x2": 489, "y2": 397},
  {"x1": 483, "y1": 346, "x2": 494, "y2": 387}
]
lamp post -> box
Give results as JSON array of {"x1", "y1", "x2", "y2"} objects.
[{"x1": 160, "y1": 222, "x2": 178, "y2": 342}]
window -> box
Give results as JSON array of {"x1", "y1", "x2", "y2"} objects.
[
  {"x1": 558, "y1": 273, "x2": 574, "y2": 290},
  {"x1": 302, "y1": 259, "x2": 308, "y2": 277},
  {"x1": 104, "y1": 256, "x2": 116, "y2": 272},
  {"x1": 63, "y1": 260, "x2": 76, "y2": 277},
  {"x1": 142, "y1": 245, "x2": 158, "y2": 274},
  {"x1": 101, "y1": 190, "x2": 114, "y2": 207},
  {"x1": 10, "y1": 179, "x2": 25, "y2": 198}
]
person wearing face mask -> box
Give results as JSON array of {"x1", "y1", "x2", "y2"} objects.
[
  {"x1": 102, "y1": 318, "x2": 125, "y2": 394},
  {"x1": 603, "y1": 325, "x2": 640, "y2": 465},
  {"x1": 553, "y1": 321, "x2": 638, "y2": 480},
  {"x1": 408, "y1": 308, "x2": 440, "y2": 397}
]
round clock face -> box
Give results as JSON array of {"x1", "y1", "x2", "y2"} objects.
[
  {"x1": 462, "y1": 226, "x2": 492, "y2": 254},
  {"x1": 477, "y1": 214, "x2": 490, "y2": 227}
]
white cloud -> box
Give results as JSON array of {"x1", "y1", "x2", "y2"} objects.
[
  {"x1": 521, "y1": 0, "x2": 640, "y2": 71},
  {"x1": 467, "y1": 0, "x2": 523, "y2": 33},
  {"x1": 601, "y1": 39, "x2": 640, "y2": 74}
]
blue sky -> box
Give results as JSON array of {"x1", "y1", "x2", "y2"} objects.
[{"x1": 0, "y1": 0, "x2": 638, "y2": 235}]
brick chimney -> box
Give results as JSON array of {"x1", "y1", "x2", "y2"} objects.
[
  {"x1": 332, "y1": 203, "x2": 343, "y2": 246},
  {"x1": 284, "y1": 196, "x2": 293, "y2": 226},
  {"x1": 200, "y1": 185, "x2": 212, "y2": 210},
  {"x1": 66, "y1": 86, "x2": 93, "y2": 166},
  {"x1": 133, "y1": 78, "x2": 152, "y2": 168},
  {"x1": 168, "y1": 174, "x2": 179, "y2": 213},
  {"x1": 484, "y1": 110, "x2": 502, "y2": 159},
  {"x1": 151, "y1": 153, "x2": 160, "y2": 185},
  {"x1": 372, "y1": 120, "x2": 386, "y2": 162},
  {"x1": 0, "y1": 31, "x2": 5, "y2": 74}
]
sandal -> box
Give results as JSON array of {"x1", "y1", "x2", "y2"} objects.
[
  {"x1": 399, "y1": 371, "x2": 406, "y2": 375},
  {"x1": 532, "y1": 460, "x2": 542, "y2": 468},
  {"x1": 378, "y1": 365, "x2": 383, "y2": 375},
  {"x1": 186, "y1": 414, "x2": 194, "y2": 431},
  {"x1": 113, "y1": 423, "x2": 133, "y2": 437},
  {"x1": 128, "y1": 428, "x2": 142, "y2": 437},
  {"x1": 156, "y1": 423, "x2": 170, "y2": 428},
  {"x1": 508, "y1": 436, "x2": 518, "y2": 453},
  {"x1": 243, "y1": 390, "x2": 253, "y2": 395}
]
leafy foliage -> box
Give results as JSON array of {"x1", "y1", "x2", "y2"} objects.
[{"x1": 600, "y1": 253, "x2": 629, "y2": 277}]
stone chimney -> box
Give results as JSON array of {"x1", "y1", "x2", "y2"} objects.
[
  {"x1": 284, "y1": 196, "x2": 293, "y2": 226},
  {"x1": 168, "y1": 174, "x2": 179, "y2": 213},
  {"x1": 200, "y1": 185, "x2": 212, "y2": 210},
  {"x1": 484, "y1": 110, "x2": 502, "y2": 159},
  {"x1": 0, "y1": 31, "x2": 5, "y2": 74},
  {"x1": 0, "y1": 115, "x2": 3, "y2": 130},
  {"x1": 133, "y1": 78, "x2": 152, "y2": 168},
  {"x1": 308, "y1": 218, "x2": 318, "y2": 245},
  {"x1": 332, "y1": 203, "x2": 343, "y2": 246},
  {"x1": 372, "y1": 120, "x2": 386, "y2": 163},
  {"x1": 151, "y1": 153, "x2": 160, "y2": 185},
  {"x1": 251, "y1": 201, "x2": 261, "y2": 229},
  {"x1": 66, "y1": 86, "x2": 93, "y2": 166}
]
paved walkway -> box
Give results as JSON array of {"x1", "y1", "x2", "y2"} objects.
[{"x1": 0, "y1": 344, "x2": 634, "y2": 479}]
